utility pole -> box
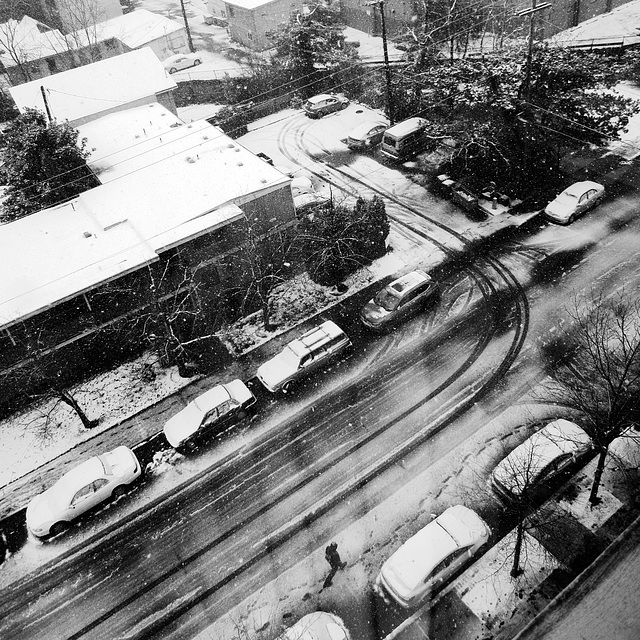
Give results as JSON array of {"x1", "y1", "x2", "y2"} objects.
[
  {"x1": 367, "y1": 0, "x2": 394, "y2": 124},
  {"x1": 40, "y1": 86, "x2": 53, "y2": 123},
  {"x1": 179, "y1": 0, "x2": 195, "y2": 53},
  {"x1": 517, "y1": 1, "x2": 551, "y2": 102}
]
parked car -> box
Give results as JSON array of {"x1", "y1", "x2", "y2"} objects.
[
  {"x1": 163, "y1": 379, "x2": 256, "y2": 450},
  {"x1": 293, "y1": 192, "x2": 330, "y2": 217},
  {"x1": 26, "y1": 446, "x2": 142, "y2": 538},
  {"x1": 256, "y1": 320, "x2": 351, "y2": 393},
  {"x1": 360, "y1": 270, "x2": 439, "y2": 331},
  {"x1": 491, "y1": 419, "x2": 593, "y2": 502},
  {"x1": 543, "y1": 180, "x2": 605, "y2": 224},
  {"x1": 375, "y1": 505, "x2": 491, "y2": 608},
  {"x1": 163, "y1": 53, "x2": 203, "y2": 73},
  {"x1": 291, "y1": 176, "x2": 314, "y2": 197},
  {"x1": 276, "y1": 611, "x2": 350, "y2": 640},
  {"x1": 380, "y1": 117, "x2": 429, "y2": 161},
  {"x1": 304, "y1": 94, "x2": 349, "y2": 119},
  {"x1": 346, "y1": 120, "x2": 388, "y2": 150}
]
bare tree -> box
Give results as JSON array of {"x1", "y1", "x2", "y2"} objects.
[
  {"x1": 539, "y1": 291, "x2": 640, "y2": 505},
  {"x1": 0, "y1": 327, "x2": 98, "y2": 436},
  {"x1": 224, "y1": 217, "x2": 293, "y2": 333}
]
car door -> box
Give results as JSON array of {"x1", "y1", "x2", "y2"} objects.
[
  {"x1": 397, "y1": 285, "x2": 422, "y2": 321},
  {"x1": 214, "y1": 399, "x2": 237, "y2": 432},
  {"x1": 577, "y1": 190, "x2": 591, "y2": 216},
  {"x1": 420, "y1": 546, "x2": 471, "y2": 600},
  {"x1": 69, "y1": 481, "x2": 99, "y2": 517},
  {"x1": 202, "y1": 406, "x2": 220, "y2": 431},
  {"x1": 324, "y1": 98, "x2": 337, "y2": 115}
]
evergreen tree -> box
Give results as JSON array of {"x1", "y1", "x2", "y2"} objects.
[
  {"x1": 1, "y1": 108, "x2": 98, "y2": 222},
  {"x1": 299, "y1": 196, "x2": 389, "y2": 286}
]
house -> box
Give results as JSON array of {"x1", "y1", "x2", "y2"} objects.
[
  {"x1": 0, "y1": 14, "x2": 127, "y2": 85},
  {"x1": 70, "y1": 9, "x2": 189, "y2": 61},
  {"x1": 36, "y1": 0, "x2": 123, "y2": 33},
  {"x1": 547, "y1": 0, "x2": 640, "y2": 48},
  {"x1": 0, "y1": 107, "x2": 295, "y2": 406},
  {"x1": 206, "y1": 0, "x2": 229, "y2": 21},
  {"x1": 223, "y1": 0, "x2": 304, "y2": 50},
  {"x1": 9, "y1": 48, "x2": 178, "y2": 126}
]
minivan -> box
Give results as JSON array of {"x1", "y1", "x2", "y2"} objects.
[{"x1": 380, "y1": 117, "x2": 429, "y2": 162}]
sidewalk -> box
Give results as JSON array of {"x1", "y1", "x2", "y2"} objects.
[{"x1": 387, "y1": 437, "x2": 640, "y2": 640}]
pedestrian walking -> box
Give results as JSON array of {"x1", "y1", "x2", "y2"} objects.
[{"x1": 322, "y1": 542, "x2": 347, "y2": 589}]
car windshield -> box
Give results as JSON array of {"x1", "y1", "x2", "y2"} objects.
[
  {"x1": 374, "y1": 287, "x2": 401, "y2": 311},
  {"x1": 557, "y1": 191, "x2": 578, "y2": 204}
]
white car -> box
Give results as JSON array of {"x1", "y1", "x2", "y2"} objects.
[
  {"x1": 163, "y1": 379, "x2": 256, "y2": 450},
  {"x1": 375, "y1": 505, "x2": 491, "y2": 608},
  {"x1": 163, "y1": 52, "x2": 203, "y2": 74},
  {"x1": 26, "y1": 446, "x2": 142, "y2": 538},
  {"x1": 291, "y1": 176, "x2": 314, "y2": 197},
  {"x1": 346, "y1": 120, "x2": 388, "y2": 150},
  {"x1": 543, "y1": 180, "x2": 605, "y2": 224},
  {"x1": 491, "y1": 419, "x2": 593, "y2": 502},
  {"x1": 360, "y1": 270, "x2": 439, "y2": 331},
  {"x1": 277, "y1": 612, "x2": 350, "y2": 640},
  {"x1": 303, "y1": 94, "x2": 350, "y2": 118},
  {"x1": 293, "y1": 192, "x2": 330, "y2": 217},
  {"x1": 256, "y1": 320, "x2": 351, "y2": 393}
]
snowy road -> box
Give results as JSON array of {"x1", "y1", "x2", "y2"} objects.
[{"x1": 2, "y1": 106, "x2": 640, "y2": 639}]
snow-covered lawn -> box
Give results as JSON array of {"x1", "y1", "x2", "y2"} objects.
[{"x1": 0, "y1": 353, "x2": 194, "y2": 487}]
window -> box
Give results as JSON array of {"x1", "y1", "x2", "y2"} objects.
[
  {"x1": 93, "y1": 478, "x2": 110, "y2": 492},
  {"x1": 71, "y1": 483, "x2": 94, "y2": 505},
  {"x1": 217, "y1": 400, "x2": 233, "y2": 417}
]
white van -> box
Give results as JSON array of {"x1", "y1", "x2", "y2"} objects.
[{"x1": 380, "y1": 117, "x2": 429, "y2": 162}]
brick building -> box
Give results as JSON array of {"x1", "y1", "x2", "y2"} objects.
[{"x1": 223, "y1": 0, "x2": 304, "y2": 50}]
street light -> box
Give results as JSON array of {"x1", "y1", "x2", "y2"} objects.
[{"x1": 366, "y1": 0, "x2": 394, "y2": 124}]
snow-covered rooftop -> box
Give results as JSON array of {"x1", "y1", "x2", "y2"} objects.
[
  {"x1": 77, "y1": 103, "x2": 184, "y2": 182},
  {"x1": 223, "y1": 0, "x2": 280, "y2": 10},
  {"x1": 8, "y1": 48, "x2": 176, "y2": 125},
  {"x1": 76, "y1": 104, "x2": 290, "y2": 197},
  {"x1": 70, "y1": 9, "x2": 185, "y2": 50},
  {"x1": 0, "y1": 194, "x2": 244, "y2": 330},
  {"x1": 548, "y1": 0, "x2": 640, "y2": 49},
  {"x1": 0, "y1": 109, "x2": 291, "y2": 329},
  {"x1": 0, "y1": 16, "x2": 65, "y2": 68}
]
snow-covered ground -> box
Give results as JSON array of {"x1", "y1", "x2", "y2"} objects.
[{"x1": 0, "y1": 353, "x2": 194, "y2": 488}]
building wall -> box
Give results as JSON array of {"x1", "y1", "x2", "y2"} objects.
[
  {"x1": 2, "y1": 38, "x2": 128, "y2": 85},
  {"x1": 142, "y1": 31, "x2": 189, "y2": 61},
  {"x1": 0, "y1": 184, "x2": 296, "y2": 410},
  {"x1": 207, "y1": 0, "x2": 229, "y2": 19},
  {"x1": 225, "y1": 0, "x2": 304, "y2": 50}
]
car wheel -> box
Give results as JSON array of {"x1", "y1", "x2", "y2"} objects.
[
  {"x1": 567, "y1": 214, "x2": 576, "y2": 224},
  {"x1": 282, "y1": 381, "x2": 294, "y2": 394},
  {"x1": 341, "y1": 102, "x2": 348, "y2": 110},
  {"x1": 112, "y1": 485, "x2": 129, "y2": 501},
  {"x1": 169, "y1": 67, "x2": 177, "y2": 74},
  {"x1": 193, "y1": 59, "x2": 201, "y2": 66},
  {"x1": 50, "y1": 521, "x2": 69, "y2": 537},
  {"x1": 237, "y1": 409, "x2": 248, "y2": 420}
]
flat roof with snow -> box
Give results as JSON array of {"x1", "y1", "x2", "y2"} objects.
[
  {"x1": 9, "y1": 48, "x2": 176, "y2": 124},
  {"x1": 72, "y1": 9, "x2": 185, "y2": 49},
  {"x1": 224, "y1": 0, "x2": 281, "y2": 10},
  {"x1": 0, "y1": 111, "x2": 291, "y2": 329},
  {"x1": 0, "y1": 196, "x2": 243, "y2": 330}
]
